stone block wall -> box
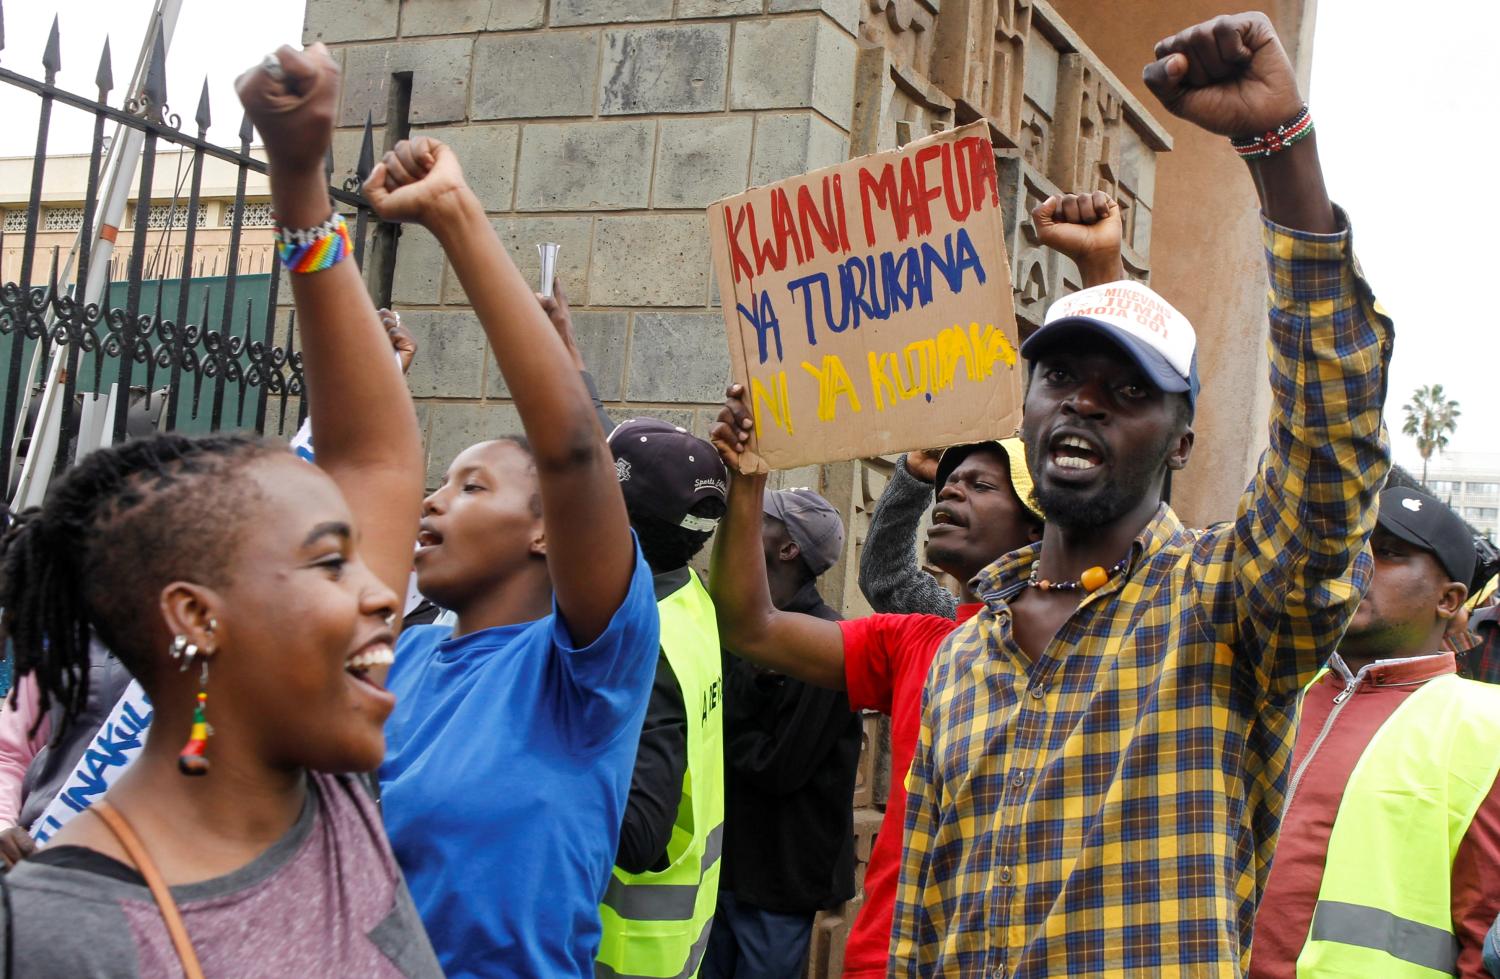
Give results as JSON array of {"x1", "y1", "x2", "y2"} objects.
[{"x1": 314, "y1": 0, "x2": 861, "y2": 495}]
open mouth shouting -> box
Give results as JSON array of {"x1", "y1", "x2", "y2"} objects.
[
  {"x1": 929, "y1": 504, "x2": 966, "y2": 533},
  {"x1": 414, "y1": 521, "x2": 443, "y2": 560},
  {"x1": 1047, "y1": 431, "x2": 1106, "y2": 478}
]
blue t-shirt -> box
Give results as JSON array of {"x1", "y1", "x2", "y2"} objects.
[{"x1": 380, "y1": 550, "x2": 660, "y2": 979}]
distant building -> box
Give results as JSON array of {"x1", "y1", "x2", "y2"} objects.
[
  {"x1": 0, "y1": 147, "x2": 273, "y2": 284},
  {"x1": 1411, "y1": 451, "x2": 1500, "y2": 541}
]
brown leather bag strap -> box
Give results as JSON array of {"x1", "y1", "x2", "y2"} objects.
[{"x1": 91, "y1": 801, "x2": 206, "y2": 979}]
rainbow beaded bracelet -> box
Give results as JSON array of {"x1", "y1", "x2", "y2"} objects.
[
  {"x1": 274, "y1": 213, "x2": 353, "y2": 274},
  {"x1": 1230, "y1": 105, "x2": 1313, "y2": 160}
]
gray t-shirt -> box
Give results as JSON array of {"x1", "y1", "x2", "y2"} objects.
[{"x1": 0, "y1": 772, "x2": 442, "y2": 978}]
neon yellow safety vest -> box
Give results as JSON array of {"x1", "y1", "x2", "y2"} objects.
[
  {"x1": 597, "y1": 569, "x2": 725, "y2": 979},
  {"x1": 1297, "y1": 673, "x2": 1500, "y2": 977}
]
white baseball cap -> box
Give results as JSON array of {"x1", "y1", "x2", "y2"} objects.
[{"x1": 1021, "y1": 280, "x2": 1200, "y2": 407}]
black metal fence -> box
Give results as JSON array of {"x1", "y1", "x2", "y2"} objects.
[{"x1": 0, "y1": 6, "x2": 385, "y2": 497}]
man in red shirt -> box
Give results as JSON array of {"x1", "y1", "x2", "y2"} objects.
[
  {"x1": 1249, "y1": 486, "x2": 1500, "y2": 978},
  {"x1": 708, "y1": 433, "x2": 1040, "y2": 978}
]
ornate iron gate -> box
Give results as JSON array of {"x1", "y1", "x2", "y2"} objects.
[{"x1": 0, "y1": 5, "x2": 386, "y2": 498}]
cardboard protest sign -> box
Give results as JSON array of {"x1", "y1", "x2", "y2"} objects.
[{"x1": 708, "y1": 120, "x2": 1021, "y2": 472}]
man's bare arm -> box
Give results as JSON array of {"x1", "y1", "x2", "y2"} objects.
[{"x1": 708, "y1": 386, "x2": 847, "y2": 690}]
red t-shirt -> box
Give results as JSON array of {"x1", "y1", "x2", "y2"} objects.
[{"x1": 837, "y1": 603, "x2": 981, "y2": 978}]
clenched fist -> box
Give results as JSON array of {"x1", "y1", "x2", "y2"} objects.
[
  {"x1": 378, "y1": 309, "x2": 418, "y2": 375},
  {"x1": 363, "y1": 137, "x2": 476, "y2": 233},
  {"x1": 1031, "y1": 191, "x2": 1124, "y2": 286},
  {"x1": 709, "y1": 385, "x2": 757, "y2": 475},
  {"x1": 1142, "y1": 13, "x2": 1303, "y2": 140},
  {"x1": 235, "y1": 45, "x2": 340, "y2": 176},
  {"x1": 905, "y1": 447, "x2": 944, "y2": 484}
]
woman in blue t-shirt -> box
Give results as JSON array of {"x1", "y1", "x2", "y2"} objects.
[{"x1": 370, "y1": 137, "x2": 660, "y2": 979}]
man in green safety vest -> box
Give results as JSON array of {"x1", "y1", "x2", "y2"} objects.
[
  {"x1": 598, "y1": 418, "x2": 728, "y2": 979},
  {"x1": 1249, "y1": 485, "x2": 1500, "y2": 978}
]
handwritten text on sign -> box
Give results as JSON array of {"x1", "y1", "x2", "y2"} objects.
[{"x1": 709, "y1": 121, "x2": 1022, "y2": 470}]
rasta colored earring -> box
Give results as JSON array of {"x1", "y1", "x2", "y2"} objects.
[{"x1": 178, "y1": 657, "x2": 213, "y2": 776}]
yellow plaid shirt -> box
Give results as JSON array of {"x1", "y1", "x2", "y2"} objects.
[{"x1": 892, "y1": 212, "x2": 1392, "y2": 977}]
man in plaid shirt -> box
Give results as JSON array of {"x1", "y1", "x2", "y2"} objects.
[{"x1": 893, "y1": 13, "x2": 1392, "y2": 977}]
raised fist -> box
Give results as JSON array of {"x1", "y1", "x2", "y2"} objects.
[
  {"x1": 378, "y1": 308, "x2": 418, "y2": 375},
  {"x1": 363, "y1": 137, "x2": 473, "y2": 231},
  {"x1": 905, "y1": 447, "x2": 943, "y2": 484},
  {"x1": 1142, "y1": 13, "x2": 1303, "y2": 140},
  {"x1": 1031, "y1": 192, "x2": 1124, "y2": 283},
  {"x1": 235, "y1": 45, "x2": 339, "y2": 176},
  {"x1": 709, "y1": 385, "x2": 757, "y2": 474}
]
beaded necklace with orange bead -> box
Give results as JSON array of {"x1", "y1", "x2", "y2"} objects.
[{"x1": 1026, "y1": 555, "x2": 1130, "y2": 595}]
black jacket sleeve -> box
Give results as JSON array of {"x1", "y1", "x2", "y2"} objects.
[
  {"x1": 581, "y1": 370, "x2": 615, "y2": 437},
  {"x1": 614, "y1": 652, "x2": 687, "y2": 874},
  {"x1": 722, "y1": 653, "x2": 856, "y2": 796}
]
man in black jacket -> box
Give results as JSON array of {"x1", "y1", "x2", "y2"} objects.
[{"x1": 704, "y1": 489, "x2": 862, "y2": 979}]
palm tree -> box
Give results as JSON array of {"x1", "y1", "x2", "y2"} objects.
[{"x1": 1402, "y1": 384, "x2": 1461, "y2": 487}]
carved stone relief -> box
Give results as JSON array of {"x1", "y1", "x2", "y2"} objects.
[
  {"x1": 860, "y1": 0, "x2": 938, "y2": 79},
  {"x1": 854, "y1": 0, "x2": 1172, "y2": 284}
]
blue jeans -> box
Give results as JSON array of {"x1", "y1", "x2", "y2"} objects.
[{"x1": 701, "y1": 891, "x2": 813, "y2": 979}]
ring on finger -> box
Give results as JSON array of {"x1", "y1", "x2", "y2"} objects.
[{"x1": 261, "y1": 53, "x2": 285, "y2": 80}]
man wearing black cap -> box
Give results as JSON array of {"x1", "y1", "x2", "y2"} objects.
[
  {"x1": 597, "y1": 419, "x2": 729, "y2": 979},
  {"x1": 705, "y1": 488, "x2": 862, "y2": 979},
  {"x1": 1250, "y1": 487, "x2": 1500, "y2": 978}
]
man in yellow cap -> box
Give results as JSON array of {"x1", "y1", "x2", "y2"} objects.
[{"x1": 858, "y1": 440, "x2": 1040, "y2": 621}]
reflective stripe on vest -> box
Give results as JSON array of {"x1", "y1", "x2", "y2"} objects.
[
  {"x1": 1296, "y1": 673, "x2": 1500, "y2": 978},
  {"x1": 596, "y1": 570, "x2": 725, "y2": 979},
  {"x1": 601, "y1": 823, "x2": 725, "y2": 920}
]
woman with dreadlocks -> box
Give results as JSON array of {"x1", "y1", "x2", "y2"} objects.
[{"x1": 0, "y1": 46, "x2": 440, "y2": 978}]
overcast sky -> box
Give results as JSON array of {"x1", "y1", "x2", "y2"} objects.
[{"x1": 0, "y1": 1, "x2": 1491, "y2": 469}]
